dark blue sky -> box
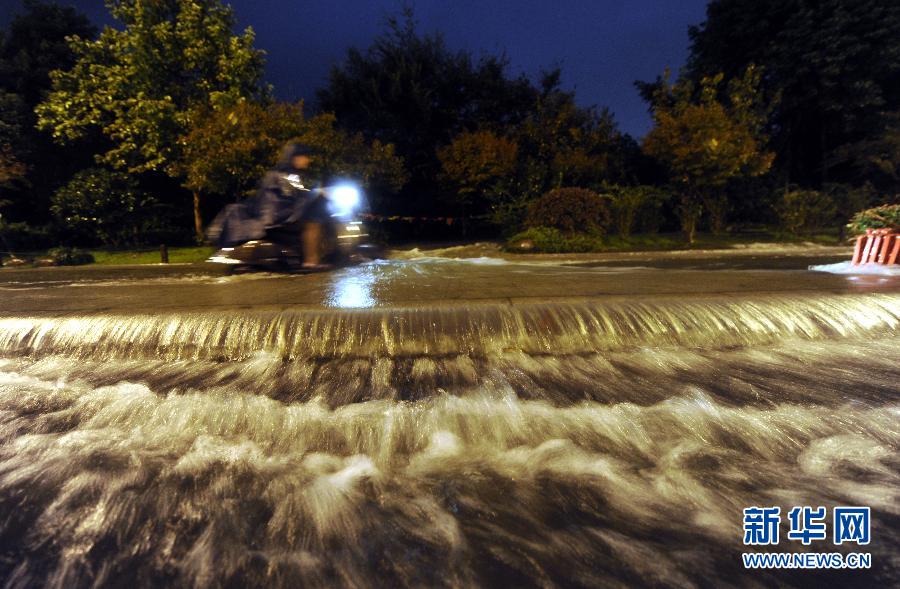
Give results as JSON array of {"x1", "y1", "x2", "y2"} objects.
[{"x1": 1, "y1": 1, "x2": 710, "y2": 137}]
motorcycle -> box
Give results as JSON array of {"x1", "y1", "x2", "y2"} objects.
[{"x1": 206, "y1": 183, "x2": 383, "y2": 273}]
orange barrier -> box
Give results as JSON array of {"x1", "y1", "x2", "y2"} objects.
[{"x1": 852, "y1": 229, "x2": 899, "y2": 265}]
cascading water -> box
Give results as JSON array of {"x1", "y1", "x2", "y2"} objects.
[{"x1": 0, "y1": 288, "x2": 898, "y2": 587}]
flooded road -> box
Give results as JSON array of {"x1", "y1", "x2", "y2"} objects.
[
  {"x1": 0, "y1": 255, "x2": 897, "y2": 587},
  {"x1": 0, "y1": 250, "x2": 889, "y2": 312}
]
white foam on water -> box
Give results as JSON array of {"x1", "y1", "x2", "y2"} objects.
[
  {"x1": 0, "y1": 295, "x2": 897, "y2": 587},
  {"x1": 810, "y1": 260, "x2": 900, "y2": 275},
  {"x1": 0, "y1": 351, "x2": 897, "y2": 587}
]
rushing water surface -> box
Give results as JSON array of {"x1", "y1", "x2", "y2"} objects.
[{"x1": 0, "y1": 260, "x2": 898, "y2": 588}]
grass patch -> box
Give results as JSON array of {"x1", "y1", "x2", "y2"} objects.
[
  {"x1": 505, "y1": 227, "x2": 845, "y2": 253},
  {"x1": 89, "y1": 246, "x2": 215, "y2": 265}
]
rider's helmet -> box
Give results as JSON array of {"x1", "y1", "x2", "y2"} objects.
[{"x1": 275, "y1": 143, "x2": 316, "y2": 173}]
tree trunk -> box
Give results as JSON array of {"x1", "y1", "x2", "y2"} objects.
[
  {"x1": 703, "y1": 193, "x2": 728, "y2": 235},
  {"x1": 193, "y1": 191, "x2": 204, "y2": 243},
  {"x1": 684, "y1": 216, "x2": 697, "y2": 244},
  {"x1": 679, "y1": 195, "x2": 701, "y2": 244}
]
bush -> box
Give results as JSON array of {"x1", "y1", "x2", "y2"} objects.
[
  {"x1": 846, "y1": 204, "x2": 900, "y2": 235},
  {"x1": 47, "y1": 246, "x2": 94, "y2": 266},
  {"x1": 606, "y1": 185, "x2": 657, "y2": 239},
  {"x1": 52, "y1": 167, "x2": 159, "y2": 247},
  {"x1": 636, "y1": 188, "x2": 673, "y2": 234},
  {"x1": 825, "y1": 183, "x2": 876, "y2": 225},
  {"x1": 0, "y1": 221, "x2": 55, "y2": 251},
  {"x1": 505, "y1": 226, "x2": 603, "y2": 253},
  {"x1": 775, "y1": 189, "x2": 837, "y2": 234},
  {"x1": 526, "y1": 187, "x2": 611, "y2": 235}
]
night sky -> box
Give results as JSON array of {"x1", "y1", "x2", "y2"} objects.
[{"x1": 1, "y1": 0, "x2": 710, "y2": 137}]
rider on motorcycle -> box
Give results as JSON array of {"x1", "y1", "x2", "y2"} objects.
[{"x1": 207, "y1": 142, "x2": 331, "y2": 269}]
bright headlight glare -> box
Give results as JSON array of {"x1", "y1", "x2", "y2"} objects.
[{"x1": 332, "y1": 185, "x2": 360, "y2": 211}]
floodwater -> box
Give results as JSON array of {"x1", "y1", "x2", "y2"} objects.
[{"x1": 0, "y1": 255, "x2": 897, "y2": 588}]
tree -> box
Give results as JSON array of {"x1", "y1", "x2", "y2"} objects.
[
  {"x1": 292, "y1": 112, "x2": 407, "y2": 201},
  {"x1": 0, "y1": 91, "x2": 27, "y2": 200},
  {"x1": 774, "y1": 189, "x2": 837, "y2": 235},
  {"x1": 179, "y1": 100, "x2": 304, "y2": 232},
  {"x1": 36, "y1": 0, "x2": 266, "y2": 239},
  {"x1": 51, "y1": 167, "x2": 158, "y2": 247},
  {"x1": 0, "y1": 1, "x2": 97, "y2": 106},
  {"x1": 0, "y1": 1, "x2": 97, "y2": 222},
  {"x1": 605, "y1": 185, "x2": 657, "y2": 239},
  {"x1": 642, "y1": 68, "x2": 773, "y2": 241},
  {"x1": 0, "y1": 144, "x2": 27, "y2": 212},
  {"x1": 513, "y1": 70, "x2": 632, "y2": 201},
  {"x1": 525, "y1": 187, "x2": 611, "y2": 236},
  {"x1": 180, "y1": 101, "x2": 407, "y2": 223},
  {"x1": 833, "y1": 112, "x2": 900, "y2": 196},
  {"x1": 686, "y1": 0, "x2": 900, "y2": 188},
  {"x1": 438, "y1": 130, "x2": 518, "y2": 217},
  {"x1": 318, "y1": 9, "x2": 534, "y2": 215}
]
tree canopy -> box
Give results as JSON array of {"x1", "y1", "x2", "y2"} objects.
[
  {"x1": 7, "y1": 0, "x2": 895, "y2": 250},
  {"x1": 642, "y1": 67, "x2": 773, "y2": 239},
  {"x1": 0, "y1": 1, "x2": 97, "y2": 221},
  {"x1": 36, "y1": 0, "x2": 266, "y2": 176},
  {"x1": 438, "y1": 130, "x2": 518, "y2": 215},
  {"x1": 318, "y1": 10, "x2": 536, "y2": 214},
  {"x1": 686, "y1": 0, "x2": 900, "y2": 187},
  {"x1": 180, "y1": 100, "x2": 407, "y2": 207},
  {"x1": 0, "y1": 0, "x2": 97, "y2": 107}
]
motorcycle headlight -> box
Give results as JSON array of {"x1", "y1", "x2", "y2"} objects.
[{"x1": 330, "y1": 185, "x2": 361, "y2": 216}]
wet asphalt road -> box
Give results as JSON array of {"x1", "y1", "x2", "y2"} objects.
[{"x1": 0, "y1": 250, "x2": 897, "y2": 314}]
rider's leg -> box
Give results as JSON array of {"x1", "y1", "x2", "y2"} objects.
[{"x1": 302, "y1": 222, "x2": 322, "y2": 266}]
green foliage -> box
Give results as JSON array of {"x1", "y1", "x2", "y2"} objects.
[
  {"x1": 526, "y1": 187, "x2": 611, "y2": 235},
  {"x1": 47, "y1": 246, "x2": 93, "y2": 265},
  {"x1": 515, "y1": 71, "x2": 625, "y2": 196},
  {"x1": 180, "y1": 98, "x2": 407, "y2": 213},
  {"x1": 0, "y1": 3, "x2": 97, "y2": 223},
  {"x1": 605, "y1": 185, "x2": 659, "y2": 238},
  {"x1": 506, "y1": 228, "x2": 713, "y2": 253},
  {"x1": 0, "y1": 220, "x2": 54, "y2": 250},
  {"x1": 642, "y1": 67, "x2": 773, "y2": 241},
  {"x1": 0, "y1": 142, "x2": 26, "y2": 189},
  {"x1": 643, "y1": 68, "x2": 773, "y2": 190},
  {"x1": 438, "y1": 130, "x2": 518, "y2": 212},
  {"x1": 319, "y1": 9, "x2": 534, "y2": 214},
  {"x1": 319, "y1": 11, "x2": 636, "y2": 222},
  {"x1": 687, "y1": 0, "x2": 900, "y2": 187},
  {"x1": 36, "y1": 0, "x2": 266, "y2": 176},
  {"x1": 179, "y1": 101, "x2": 306, "y2": 199},
  {"x1": 291, "y1": 112, "x2": 408, "y2": 196},
  {"x1": 775, "y1": 189, "x2": 838, "y2": 234},
  {"x1": 846, "y1": 204, "x2": 900, "y2": 235},
  {"x1": 435, "y1": 71, "x2": 633, "y2": 233},
  {"x1": 0, "y1": 91, "x2": 25, "y2": 191},
  {"x1": 823, "y1": 183, "x2": 877, "y2": 231},
  {"x1": 0, "y1": 1, "x2": 97, "y2": 105},
  {"x1": 51, "y1": 167, "x2": 159, "y2": 246},
  {"x1": 89, "y1": 245, "x2": 213, "y2": 265},
  {"x1": 505, "y1": 226, "x2": 604, "y2": 253},
  {"x1": 833, "y1": 112, "x2": 900, "y2": 195},
  {"x1": 0, "y1": 90, "x2": 26, "y2": 151}
]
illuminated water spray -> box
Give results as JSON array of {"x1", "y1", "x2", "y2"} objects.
[{"x1": 0, "y1": 293, "x2": 897, "y2": 587}]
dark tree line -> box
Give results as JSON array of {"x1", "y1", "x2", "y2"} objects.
[
  {"x1": 0, "y1": 0, "x2": 97, "y2": 226},
  {"x1": 686, "y1": 0, "x2": 900, "y2": 191},
  {"x1": 1, "y1": 0, "x2": 898, "y2": 251}
]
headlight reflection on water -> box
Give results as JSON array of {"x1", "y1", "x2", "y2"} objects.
[{"x1": 325, "y1": 266, "x2": 376, "y2": 308}]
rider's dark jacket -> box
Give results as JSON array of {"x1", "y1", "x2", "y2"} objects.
[{"x1": 207, "y1": 150, "x2": 317, "y2": 248}]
